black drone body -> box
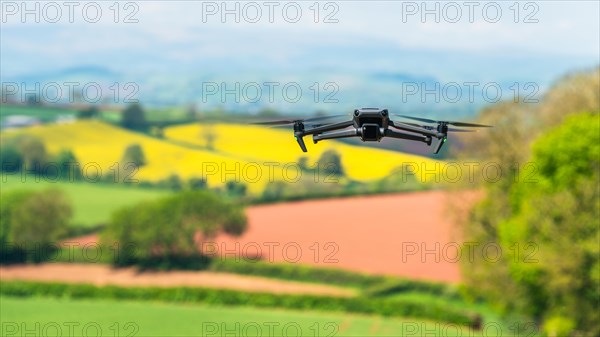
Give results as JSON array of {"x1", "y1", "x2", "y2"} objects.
[{"x1": 254, "y1": 108, "x2": 491, "y2": 154}]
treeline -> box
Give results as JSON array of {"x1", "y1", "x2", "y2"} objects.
[
  {"x1": 0, "y1": 189, "x2": 247, "y2": 265},
  {"x1": 0, "y1": 280, "x2": 479, "y2": 327},
  {"x1": 454, "y1": 67, "x2": 599, "y2": 336},
  {"x1": 0, "y1": 133, "x2": 147, "y2": 184}
]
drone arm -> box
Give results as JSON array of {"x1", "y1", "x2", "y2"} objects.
[
  {"x1": 384, "y1": 128, "x2": 432, "y2": 144},
  {"x1": 300, "y1": 120, "x2": 354, "y2": 136},
  {"x1": 389, "y1": 121, "x2": 440, "y2": 138},
  {"x1": 313, "y1": 128, "x2": 359, "y2": 143}
]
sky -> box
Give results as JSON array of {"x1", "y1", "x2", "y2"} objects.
[{"x1": 1, "y1": 1, "x2": 599, "y2": 112}]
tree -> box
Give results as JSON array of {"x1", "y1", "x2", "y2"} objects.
[
  {"x1": 54, "y1": 149, "x2": 81, "y2": 180},
  {"x1": 102, "y1": 190, "x2": 247, "y2": 265},
  {"x1": 462, "y1": 113, "x2": 600, "y2": 336},
  {"x1": 317, "y1": 149, "x2": 344, "y2": 176},
  {"x1": 121, "y1": 103, "x2": 147, "y2": 131},
  {"x1": 121, "y1": 144, "x2": 146, "y2": 168},
  {"x1": 188, "y1": 177, "x2": 207, "y2": 190},
  {"x1": 455, "y1": 68, "x2": 600, "y2": 336},
  {"x1": 186, "y1": 103, "x2": 199, "y2": 121},
  {"x1": 0, "y1": 143, "x2": 22, "y2": 172},
  {"x1": 225, "y1": 181, "x2": 247, "y2": 198},
  {"x1": 201, "y1": 125, "x2": 217, "y2": 150},
  {"x1": 77, "y1": 106, "x2": 99, "y2": 119},
  {"x1": 501, "y1": 113, "x2": 599, "y2": 335},
  {"x1": 161, "y1": 174, "x2": 183, "y2": 191},
  {"x1": 12, "y1": 134, "x2": 47, "y2": 174},
  {"x1": 297, "y1": 156, "x2": 309, "y2": 171},
  {"x1": 1, "y1": 189, "x2": 72, "y2": 262}
]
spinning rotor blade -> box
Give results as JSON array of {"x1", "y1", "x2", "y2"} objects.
[
  {"x1": 393, "y1": 121, "x2": 475, "y2": 132},
  {"x1": 251, "y1": 119, "x2": 297, "y2": 125},
  {"x1": 270, "y1": 123, "x2": 326, "y2": 129},
  {"x1": 395, "y1": 115, "x2": 491, "y2": 128},
  {"x1": 394, "y1": 115, "x2": 437, "y2": 124},
  {"x1": 250, "y1": 114, "x2": 348, "y2": 126},
  {"x1": 304, "y1": 114, "x2": 349, "y2": 122},
  {"x1": 446, "y1": 121, "x2": 491, "y2": 128}
]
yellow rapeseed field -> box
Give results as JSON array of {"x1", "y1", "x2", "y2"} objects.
[
  {"x1": 164, "y1": 123, "x2": 445, "y2": 182},
  {"x1": 2, "y1": 121, "x2": 285, "y2": 193},
  {"x1": 3, "y1": 121, "x2": 445, "y2": 194}
]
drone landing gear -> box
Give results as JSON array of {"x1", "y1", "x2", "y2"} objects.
[{"x1": 293, "y1": 122, "x2": 308, "y2": 152}]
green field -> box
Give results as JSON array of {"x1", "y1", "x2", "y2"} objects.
[
  {"x1": 0, "y1": 176, "x2": 170, "y2": 227},
  {"x1": 0, "y1": 105, "x2": 77, "y2": 122},
  {"x1": 0, "y1": 296, "x2": 490, "y2": 337}
]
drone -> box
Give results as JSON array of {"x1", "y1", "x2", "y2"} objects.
[{"x1": 253, "y1": 108, "x2": 492, "y2": 154}]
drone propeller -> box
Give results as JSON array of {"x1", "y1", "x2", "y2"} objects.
[
  {"x1": 394, "y1": 115, "x2": 492, "y2": 128},
  {"x1": 399, "y1": 122, "x2": 476, "y2": 132},
  {"x1": 250, "y1": 114, "x2": 347, "y2": 126}
]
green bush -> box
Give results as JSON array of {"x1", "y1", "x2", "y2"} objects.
[
  {"x1": 1, "y1": 189, "x2": 72, "y2": 263},
  {"x1": 363, "y1": 278, "x2": 459, "y2": 299},
  {"x1": 121, "y1": 143, "x2": 146, "y2": 168},
  {"x1": 121, "y1": 103, "x2": 147, "y2": 131},
  {"x1": 102, "y1": 190, "x2": 247, "y2": 266}
]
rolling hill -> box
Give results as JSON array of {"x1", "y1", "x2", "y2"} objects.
[
  {"x1": 2, "y1": 120, "x2": 445, "y2": 193},
  {"x1": 163, "y1": 123, "x2": 444, "y2": 182}
]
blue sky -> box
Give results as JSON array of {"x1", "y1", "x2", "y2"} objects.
[{"x1": 1, "y1": 1, "x2": 598, "y2": 112}]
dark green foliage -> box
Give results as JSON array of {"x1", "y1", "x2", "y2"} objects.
[
  {"x1": 225, "y1": 181, "x2": 247, "y2": 197},
  {"x1": 0, "y1": 143, "x2": 22, "y2": 172},
  {"x1": 0, "y1": 280, "x2": 478, "y2": 326},
  {"x1": 76, "y1": 106, "x2": 99, "y2": 119},
  {"x1": 8, "y1": 134, "x2": 47, "y2": 174},
  {"x1": 121, "y1": 103, "x2": 147, "y2": 131},
  {"x1": 317, "y1": 149, "x2": 344, "y2": 176},
  {"x1": 0, "y1": 189, "x2": 72, "y2": 263},
  {"x1": 53, "y1": 149, "x2": 81, "y2": 180},
  {"x1": 121, "y1": 144, "x2": 146, "y2": 168},
  {"x1": 161, "y1": 174, "x2": 183, "y2": 191},
  {"x1": 102, "y1": 190, "x2": 247, "y2": 265},
  {"x1": 363, "y1": 278, "x2": 459, "y2": 299},
  {"x1": 188, "y1": 177, "x2": 207, "y2": 190},
  {"x1": 500, "y1": 113, "x2": 600, "y2": 335},
  {"x1": 462, "y1": 111, "x2": 600, "y2": 336}
]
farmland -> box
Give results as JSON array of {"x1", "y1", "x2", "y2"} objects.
[
  {"x1": 1, "y1": 296, "x2": 488, "y2": 337},
  {"x1": 1, "y1": 120, "x2": 445, "y2": 194},
  {"x1": 164, "y1": 123, "x2": 444, "y2": 182},
  {"x1": 0, "y1": 175, "x2": 170, "y2": 227}
]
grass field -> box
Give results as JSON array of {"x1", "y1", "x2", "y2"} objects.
[
  {"x1": 0, "y1": 175, "x2": 170, "y2": 227},
  {"x1": 0, "y1": 296, "x2": 487, "y2": 336},
  {"x1": 0, "y1": 105, "x2": 77, "y2": 122}
]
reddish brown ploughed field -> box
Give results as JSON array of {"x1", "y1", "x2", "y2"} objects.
[
  {"x1": 213, "y1": 190, "x2": 476, "y2": 283},
  {"x1": 32, "y1": 191, "x2": 477, "y2": 284}
]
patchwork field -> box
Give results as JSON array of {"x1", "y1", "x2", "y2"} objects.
[
  {"x1": 2, "y1": 120, "x2": 445, "y2": 194},
  {"x1": 58, "y1": 190, "x2": 478, "y2": 282}
]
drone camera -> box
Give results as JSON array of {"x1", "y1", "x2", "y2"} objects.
[{"x1": 361, "y1": 123, "x2": 381, "y2": 141}]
